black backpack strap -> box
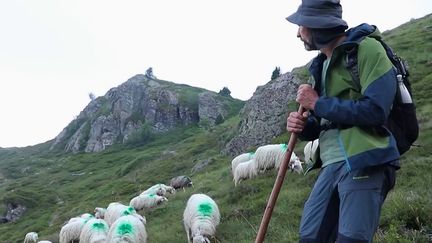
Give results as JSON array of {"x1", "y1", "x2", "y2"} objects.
[{"x1": 344, "y1": 46, "x2": 362, "y2": 93}]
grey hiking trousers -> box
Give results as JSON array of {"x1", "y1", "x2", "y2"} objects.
[{"x1": 299, "y1": 161, "x2": 396, "y2": 243}]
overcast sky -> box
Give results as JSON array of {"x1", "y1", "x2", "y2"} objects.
[{"x1": 0, "y1": 0, "x2": 431, "y2": 148}]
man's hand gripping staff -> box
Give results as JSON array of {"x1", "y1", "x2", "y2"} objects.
[{"x1": 287, "y1": 84, "x2": 318, "y2": 134}]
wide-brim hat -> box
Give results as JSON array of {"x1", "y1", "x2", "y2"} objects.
[{"x1": 286, "y1": 0, "x2": 348, "y2": 29}]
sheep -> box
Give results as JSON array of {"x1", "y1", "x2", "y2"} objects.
[
  {"x1": 304, "y1": 139, "x2": 319, "y2": 167},
  {"x1": 255, "y1": 144, "x2": 303, "y2": 173},
  {"x1": 104, "y1": 202, "x2": 145, "y2": 227},
  {"x1": 24, "y1": 232, "x2": 38, "y2": 243},
  {"x1": 94, "y1": 207, "x2": 107, "y2": 219},
  {"x1": 79, "y1": 218, "x2": 109, "y2": 243},
  {"x1": 59, "y1": 213, "x2": 94, "y2": 243},
  {"x1": 37, "y1": 241, "x2": 52, "y2": 243},
  {"x1": 254, "y1": 144, "x2": 287, "y2": 172},
  {"x1": 169, "y1": 175, "x2": 193, "y2": 191},
  {"x1": 130, "y1": 193, "x2": 168, "y2": 211},
  {"x1": 231, "y1": 152, "x2": 255, "y2": 175},
  {"x1": 275, "y1": 150, "x2": 304, "y2": 174},
  {"x1": 107, "y1": 215, "x2": 147, "y2": 243},
  {"x1": 233, "y1": 159, "x2": 258, "y2": 186},
  {"x1": 183, "y1": 194, "x2": 220, "y2": 243},
  {"x1": 140, "y1": 183, "x2": 175, "y2": 197}
]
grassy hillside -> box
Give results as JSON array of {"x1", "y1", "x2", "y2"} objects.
[{"x1": 1, "y1": 14, "x2": 431, "y2": 243}]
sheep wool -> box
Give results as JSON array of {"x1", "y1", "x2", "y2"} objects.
[
  {"x1": 304, "y1": 139, "x2": 319, "y2": 168},
  {"x1": 130, "y1": 193, "x2": 168, "y2": 211},
  {"x1": 107, "y1": 215, "x2": 147, "y2": 243},
  {"x1": 254, "y1": 144, "x2": 288, "y2": 172},
  {"x1": 169, "y1": 175, "x2": 193, "y2": 191},
  {"x1": 79, "y1": 218, "x2": 109, "y2": 243},
  {"x1": 231, "y1": 152, "x2": 255, "y2": 175},
  {"x1": 104, "y1": 202, "x2": 143, "y2": 227},
  {"x1": 59, "y1": 215, "x2": 92, "y2": 243},
  {"x1": 24, "y1": 232, "x2": 38, "y2": 243},
  {"x1": 141, "y1": 183, "x2": 175, "y2": 196},
  {"x1": 37, "y1": 241, "x2": 53, "y2": 243},
  {"x1": 183, "y1": 194, "x2": 220, "y2": 243},
  {"x1": 233, "y1": 159, "x2": 258, "y2": 186}
]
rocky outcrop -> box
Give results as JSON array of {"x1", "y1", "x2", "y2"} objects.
[
  {"x1": 0, "y1": 202, "x2": 26, "y2": 223},
  {"x1": 224, "y1": 71, "x2": 303, "y2": 156},
  {"x1": 198, "y1": 92, "x2": 229, "y2": 126},
  {"x1": 50, "y1": 75, "x2": 240, "y2": 153}
]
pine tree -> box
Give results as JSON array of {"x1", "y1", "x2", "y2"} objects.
[
  {"x1": 218, "y1": 87, "x2": 232, "y2": 97},
  {"x1": 271, "y1": 66, "x2": 281, "y2": 80}
]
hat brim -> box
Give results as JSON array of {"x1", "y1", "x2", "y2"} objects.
[{"x1": 286, "y1": 12, "x2": 348, "y2": 29}]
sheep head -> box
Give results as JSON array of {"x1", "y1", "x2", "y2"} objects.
[
  {"x1": 157, "y1": 197, "x2": 168, "y2": 205},
  {"x1": 192, "y1": 234, "x2": 210, "y2": 243}
]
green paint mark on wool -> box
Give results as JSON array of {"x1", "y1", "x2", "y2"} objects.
[
  {"x1": 248, "y1": 152, "x2": 255, "y2": 158},
  {"x1": 117, "y1": 222, "x2": 134, "y2": 235},
  {"x1": 91, "y1": 222, "x2": 106, "y2": 231},
  {"x1": 148, "y1": 193, "x2": 156, "y2": 198},
  {"x1": 198, "y1": 203, "x2": 213, "y2": 217},
  {"x1": 122, "y1": 207, "x2": 136, "y2": 216},
  {"x1": 280, "y1": 143, "x2": 288, "y2": 151}
]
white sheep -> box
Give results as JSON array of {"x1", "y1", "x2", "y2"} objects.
[
  {"x1": 24, "y1": 232, "x2": 38, "y2": 243},
  {"x1": 130, "y1": 193, "x2": 168, "y2": 211},
  {"x1": 304, "y1": 139, "x2": 319, "y2": 167},
  {"x1": 59, "y1": 213, "x2": 94, "y2": 243},
  {"x1": 183, "y1": 194, "x2": 220, "y2": 243},
  {"x1": 94, "y1": 207, "x2": 107, "y2": 219},
  {"x1": 79, "y1": 218, "x2": 109, "y2": 243},
  {"x1": 233, "y1": 159, "x2": 258, "y2": 186},
  {"x1": 107, "y1": 214, "x2": 147, "y2": 243},
  {"x1": 275, "y1": 150, "x2": 304, "y2": 174},
  {"x1": 140, "y1": 183, "x2": 175, "y2": 196},
  {"x1": 255, "y1": 144, "x2": 303, "y2": 173},
  {"x1": 254, "y1": 144, "x2": 288, "y2": 172},
  {"x1": 231, "y1": 152, "x2": 255, "y2": 175},
  {"x1": 104, "y1": 202, "x2": 145, "y2": 227},
  {"x1": 37, "y1": 241, "x2": 52, "y2": 243}
]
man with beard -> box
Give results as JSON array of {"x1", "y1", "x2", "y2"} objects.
[{"x1": 285, "y1": 0, "x2": 400, "y2": 242}]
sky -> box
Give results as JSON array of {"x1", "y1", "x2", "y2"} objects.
[{"x1": 0, "y1": 0, "x2": 431, "y2": 148}]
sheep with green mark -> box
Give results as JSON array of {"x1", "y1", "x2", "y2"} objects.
[
  {"x1": 59, "y1": 213, "x2": 94, "y2": 243},
  {"x1": 140, "y1": 183, "x2": 175, "y2": 197},
  {"x1": 231, "y1": 152, "x2": 255, "y2": 176},
  {"x1": 130, "y1": 193, "x2": 168, "y2": 211},
  {"x1": 233, "y1": 158, "x2": 258, "y2": 186},
  {"x1": 255, "y1": 144, "x2": 303, "y2": 174},
  {"x1": 104, "y1": 202, "x2": 146, "y2": 227},
  {"x1": 79, "y1": 218, "x2": 109, "y2": 243},
  {"x1": 183, "y1": 194, "x2": 220, "y2": 243},
  {"x1": 107, "y1": 214, "x2": 147, "y2": 243},
  {"x1": 24, "y1": 232, "x2": 38, "y2": 243}
]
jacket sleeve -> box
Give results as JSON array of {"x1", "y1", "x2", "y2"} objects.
[{"x1": 313, "y1": 38, "x2": 396, "y2": 127}]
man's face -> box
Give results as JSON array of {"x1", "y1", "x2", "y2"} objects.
[{"x1": 297, "y1": 26, "x2": 315, "y2": 51}]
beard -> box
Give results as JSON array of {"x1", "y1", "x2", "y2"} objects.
[{"x1": 300, "y1": 37, "x2": 319, "y2": 51}]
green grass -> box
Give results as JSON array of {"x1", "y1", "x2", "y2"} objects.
[{"x1": 0, "y1": 14, "x2": 431, "y2": 243}]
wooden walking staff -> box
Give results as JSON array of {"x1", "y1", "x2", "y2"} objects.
[{"x1": 255, "y1": 105, "x2": 305, "y2": 243}]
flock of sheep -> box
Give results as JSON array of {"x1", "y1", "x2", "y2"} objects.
[{"x1": 22, "y1": 142, "x2": 318, "y2": 243}]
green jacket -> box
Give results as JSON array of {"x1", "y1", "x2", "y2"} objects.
[{"x1": 301, "y1": 23, "x2": 400, "y2": 171}]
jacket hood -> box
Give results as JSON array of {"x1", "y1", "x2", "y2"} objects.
[{"x1": 345, "y1": 23, "x2": 382, "y2": 43}]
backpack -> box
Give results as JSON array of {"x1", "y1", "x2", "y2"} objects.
[{"x1": 345, "y1": 37, "x2": 419, "y2": 155}]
